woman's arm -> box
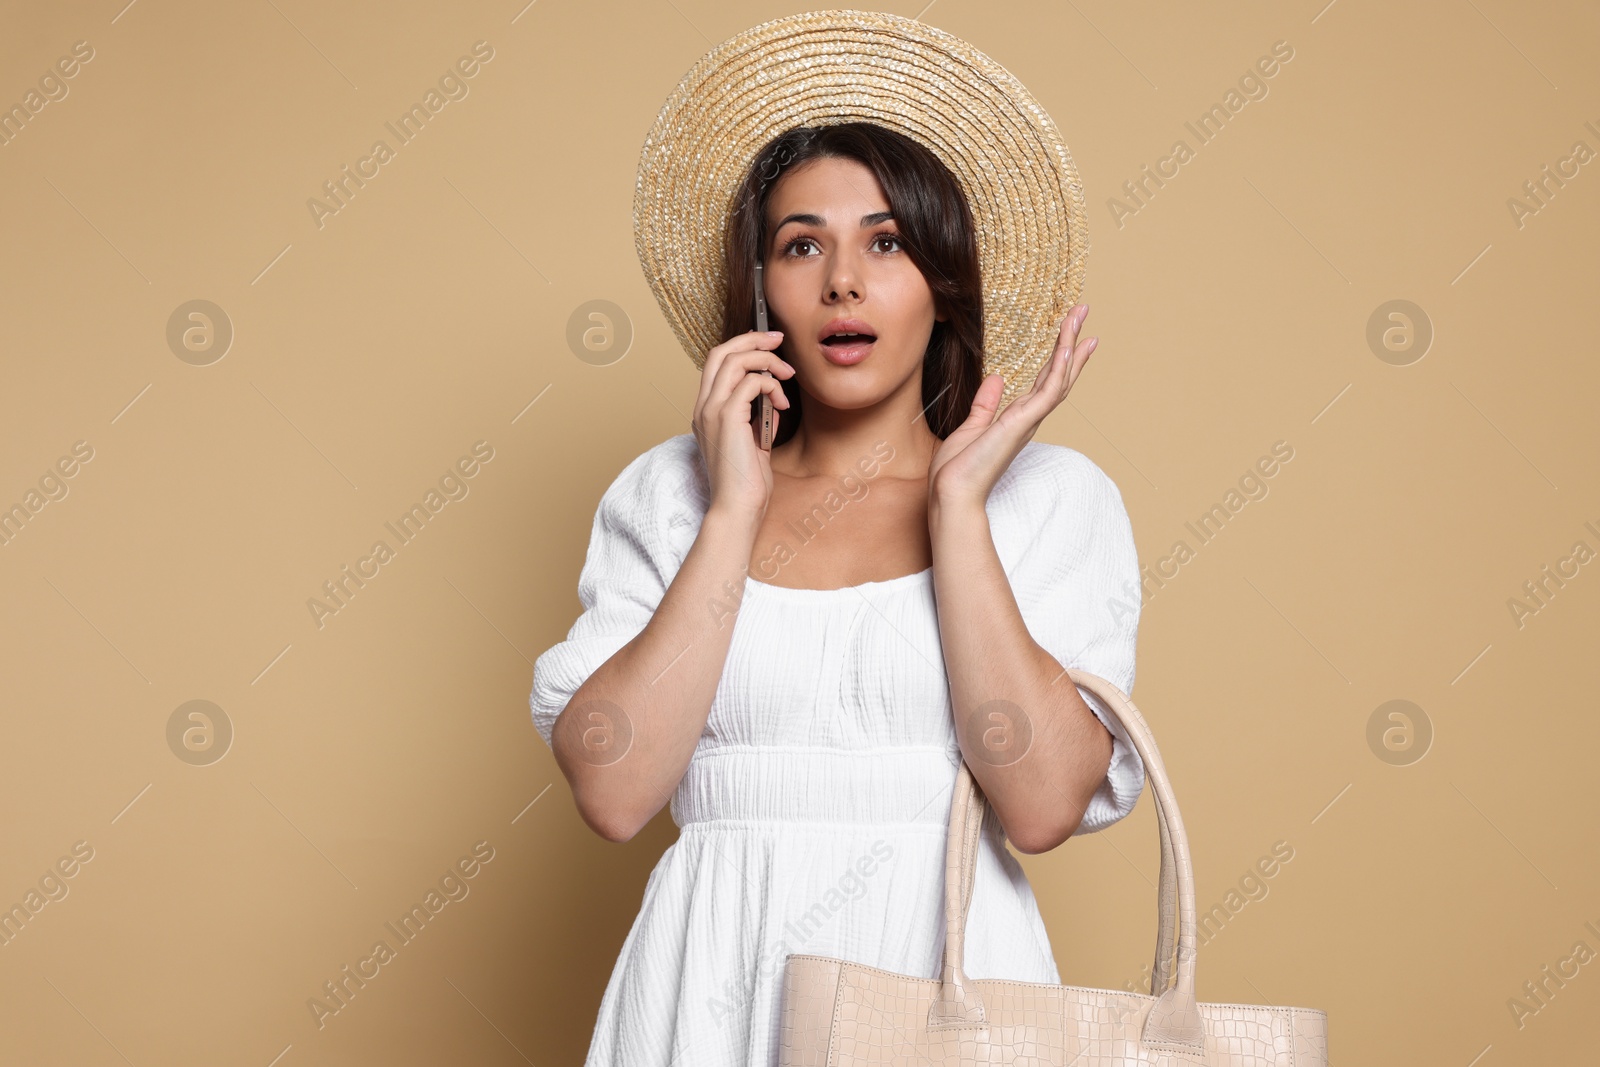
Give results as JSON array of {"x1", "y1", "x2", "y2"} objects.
[
  {"x1": 541, "y1": 329, "x2": 792, "y2": 843},
  {"x1": 929, "y1": 497, "x2": 1113, "y2": 853},
  {"x1": 548, "y1": 503, "x2": 760, "y2": 843},
  {"x1": 923, "y1": 303, "x2": 1118, "y2": 853}
]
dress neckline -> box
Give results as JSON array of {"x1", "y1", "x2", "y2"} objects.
[{"x1": 743, "y1": 566, "x2": 933, "y2": 599}]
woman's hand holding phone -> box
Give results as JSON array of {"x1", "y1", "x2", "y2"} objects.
[{"x1": 692, "y1": 330, "x2": 794, "y2": 523}]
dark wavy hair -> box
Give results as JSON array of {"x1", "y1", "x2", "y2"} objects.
[{"x1": 720, "y1": 122, "x2": 984, "y2": 446}]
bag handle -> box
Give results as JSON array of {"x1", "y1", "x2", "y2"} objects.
[{"x1": 927, "y1": 669, "x2": 1206, "y2": 1050}]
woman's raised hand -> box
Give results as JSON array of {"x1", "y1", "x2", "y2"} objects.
[
  {"x1": 927, "y1": 304, "x2": 1097, "y2": 509},
  {"x1": 691, "y1": 329, "x2": 795, "y2": 523}
]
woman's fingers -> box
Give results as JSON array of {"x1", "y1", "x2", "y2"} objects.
[
  {"x1": 1063, "y1": 305, "x2": 1094, "y2": 391},
  {"x1": 988, "y1": 305, "x2": 1093, "y2": 444},
  {"x1": 959, "y1": 372, "x2": 1005, "y2": 430},
  {"x1": 1066, "y1": 334, "x2": 1097, "y2": 392},
  {"x1": 711, "y1": 372, "x2": 788, "y2": 480},
  {"x1": 1047, "y1": 305, "x2": 1086, "y2": 389},
  {"x1": 1022, "y1": 305, "x2": 1092, "y2": 408},
  {"x1": 722, "y1": 368, "x2": 791, "y2": 428},
  {"x1": 695, "y1": 350, "x2": 790, "y2": 518},
  {"x1": 704, "y1": 329, "x2": 780, "y2": 382},
  {"x1": 711, "y1": 346, "x2": 793, "y2": 409},
  {"x1": 698, "y1": 331, "x2": 786, "y2": 411},
  {"x1": 700, "y1": 342, "x2": 791, "y2": 427},
  {"x1": 693, "y1": 333, "x2": 789, "y2": 437}
]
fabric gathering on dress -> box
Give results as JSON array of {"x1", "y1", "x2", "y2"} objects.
[{"x1": 530, "y1": 433, "x2": 1145, "y2": 1067}]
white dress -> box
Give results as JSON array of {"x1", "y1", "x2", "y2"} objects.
[{"x1": 530, "y1": 433, "x2": 1144, "y2": 1066}]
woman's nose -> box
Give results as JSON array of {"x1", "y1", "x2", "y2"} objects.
[{"x1": 825, "y1": 255, "x2": 862, "y2": 301}]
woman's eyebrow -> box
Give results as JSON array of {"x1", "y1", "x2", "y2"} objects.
[{"x1": 773, "y1": 210, "x2": 896, "y2": 231}]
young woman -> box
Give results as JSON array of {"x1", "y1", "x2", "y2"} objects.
[{"x1": 530, "y1": 119, "x2": 1145, "y2": 1065}]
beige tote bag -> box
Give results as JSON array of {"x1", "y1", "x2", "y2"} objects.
[{"x1": 778, "y1": 668, "x2": 1329, "y2": 1065}]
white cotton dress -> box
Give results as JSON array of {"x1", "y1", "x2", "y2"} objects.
[{"x1": 530, "y1": 433, "x2": 1145, "y2": 1067}]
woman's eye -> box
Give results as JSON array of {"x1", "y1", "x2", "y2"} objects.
[{"x1": 780, "y1": 234, "x2": 900, "y2": 256}]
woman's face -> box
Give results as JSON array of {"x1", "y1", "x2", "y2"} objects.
[{"x1": 762, "y1": 156, "x2": 944, "y2": 413}]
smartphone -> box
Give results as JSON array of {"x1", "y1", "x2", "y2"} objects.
[{"x1": 752, "y1": 260, "x2": 775, "y2": 451}]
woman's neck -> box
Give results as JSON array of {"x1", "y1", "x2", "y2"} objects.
[{"x1": 774, "y1": 388, "x2": 941, "y2": 483}]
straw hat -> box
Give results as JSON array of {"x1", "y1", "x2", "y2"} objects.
[{"x1": 632, "y1": 9, "x2": 1089, "y2": 412}]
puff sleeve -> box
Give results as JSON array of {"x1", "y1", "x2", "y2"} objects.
[
  {"x1": 999, "y1": 444, "x2": 1145, "y2": 836},
  {"x1": 529, "y1": 436, "x2": 705, "y2": 747}
]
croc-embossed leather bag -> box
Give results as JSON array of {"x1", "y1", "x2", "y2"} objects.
[{"x1": 778, "y1": 668, "x2": 1329, "y2": 1065}]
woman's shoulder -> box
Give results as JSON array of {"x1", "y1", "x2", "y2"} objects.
[
  {"x1": 578, "y1": 434, "x2": 708, "y2": 584},
  {"x1": 992, "y1": 439, "x2": 1125, "y2": 513},
  {"x1": 601, "y1": 435, "x2": 700, "y2": 502},
  {"x1": 989, "y1": 442, "x2": 1137, "y2": 586},
  {"x1": 599, "y1": 433, "x2": 710, "y2": 515}
]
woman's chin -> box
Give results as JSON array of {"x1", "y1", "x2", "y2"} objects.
[
  {"x1": 807, "y1": 392, "x2": 903, "y2": 418},
  {"x1": 790, "y1": 358, "x2": 922, "y2": 414}
]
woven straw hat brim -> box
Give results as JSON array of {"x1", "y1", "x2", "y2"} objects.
[{"x1": 633, "y1": 9, "x2": 1088, "y2": 412}]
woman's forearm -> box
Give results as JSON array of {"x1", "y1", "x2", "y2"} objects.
[
  {"x1": 550, "y1": 504, "x2": 760, "y2": 842},
  {"x1": 928, "y1": 497, "x2": 1113, "y2": 854}
]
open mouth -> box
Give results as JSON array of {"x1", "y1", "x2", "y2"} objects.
[
  {"x1": 820, "y1": 334, "x2": 874, "y2": 365},
  {"x1": 819, "y1": 321, "x2": 878, "y2": 365}
]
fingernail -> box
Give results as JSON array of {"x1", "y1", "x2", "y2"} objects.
[{"x1": 767, "y1": 330, "x2": 783, "y2": 336}]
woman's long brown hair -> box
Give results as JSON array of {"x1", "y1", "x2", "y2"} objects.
[{"x1": 720, "y1": 122, "x2": 985, "y2": 445}]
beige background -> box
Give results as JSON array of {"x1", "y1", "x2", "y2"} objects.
[{"x1": 2, "y1": 0, "x2": 1596, "y2": 1063}]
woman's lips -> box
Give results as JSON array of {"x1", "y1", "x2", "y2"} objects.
[{"x1": 820, "y1": 338, "x2": 874, "y2": 366}]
